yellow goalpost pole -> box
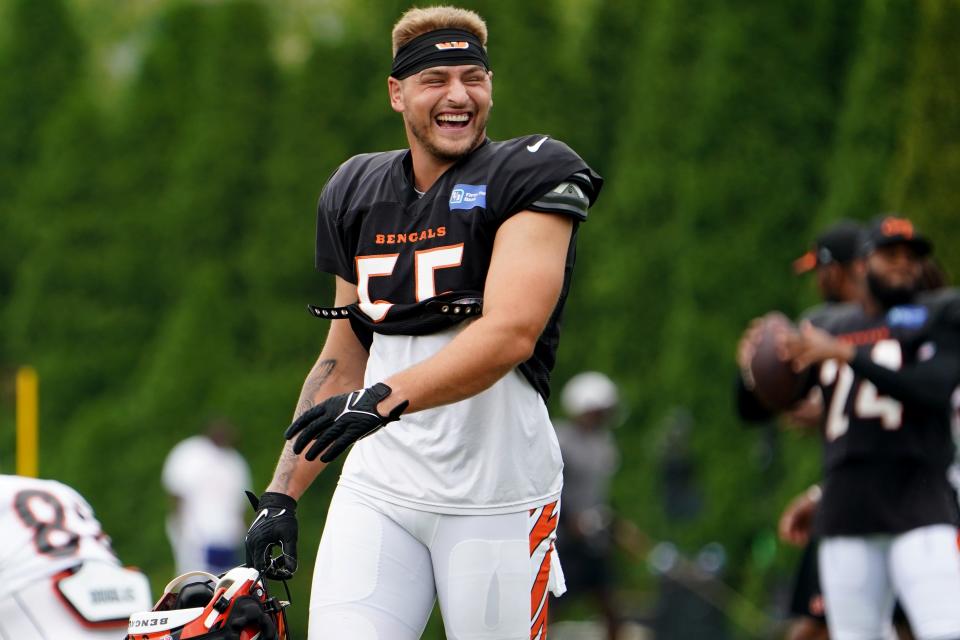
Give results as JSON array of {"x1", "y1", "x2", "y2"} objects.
[{"x1": 16, "y1": 366, "x2": 38, "y2": 478}]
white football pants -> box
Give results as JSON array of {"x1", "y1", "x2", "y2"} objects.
[
  {"x1": 820, "y1": 524, "x2": 960, "y2": 640},
  {"x1": 308, "y1": 485, "x2": 564, "y2": 640}
]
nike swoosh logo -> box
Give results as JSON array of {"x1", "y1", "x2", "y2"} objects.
[
  {"x1": 251, "y1": 508, "x2": 286, "y2": 530},
  {"x1": 251, "y1": 509, "x2": 269, "y2": 529},
  {"x1": 337, "y1": 391, "x2": 380, "y2": 421},
  {"x1": 527, "y1": 136, "x2": 548, "y2": 153},
  {"x1": 350, "y1": 389, "x2": 366, "y2": 407}
]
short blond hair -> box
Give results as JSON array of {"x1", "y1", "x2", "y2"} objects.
[{"x1": 391, "y1": 6, "x2": 488, "y2": 56}]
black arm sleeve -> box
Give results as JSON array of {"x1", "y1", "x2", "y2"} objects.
[
  {"x1": 526, "y1": 173, "x2": 593, "y2": 222},
  {"x1": 849, "y1": 339, "x2": 960, "y2": 414}
]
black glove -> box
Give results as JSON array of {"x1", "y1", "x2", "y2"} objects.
[
  {"x1": 225, "y1": 595, "x2": 278, "y2": 640},
  {"x1": 285, "y1": 382, "x2": 408, "y2": 463},
  {"x1": 244, "y1": 491, "x2": 298, "y2": 580}
]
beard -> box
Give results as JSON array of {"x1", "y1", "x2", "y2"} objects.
[
  {"x1": 407, "y1": 111, "x2": 488, "y2": 163},
  {"x1": 867, "y1": 271, "x2": 917, "y2": 309},
  {"x1": 822, "y1": 290, "x2": 843, "y2": 304}
]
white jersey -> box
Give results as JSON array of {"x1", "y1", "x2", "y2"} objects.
[
  {"x1": 339, "y1": 322, "x2": 564, "y2": 515},
  {"x1": 0, "y1": 475, "x2": 119, "y2": 598},
  {"x1": 162, "y1": 435, "x2": 251, "y2": 546}
]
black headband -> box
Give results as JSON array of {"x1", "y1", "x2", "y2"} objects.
[{"x1": 391, "y1": 28, "x2": 489, "y2": 80}]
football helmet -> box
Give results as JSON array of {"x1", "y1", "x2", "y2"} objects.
[
  {"x1": 126, "y1": 566, "x2": 288, "y2": 640},
  {"x1": 561, "y1": 371, "x2": 619, "y2": 417}
]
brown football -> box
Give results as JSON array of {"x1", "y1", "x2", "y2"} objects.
[{"x1": 750, "y1": 312, "x2": 805, "y2": 411}]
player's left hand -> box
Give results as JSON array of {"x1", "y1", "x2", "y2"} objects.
[{"x1": 285, "y1": 383, "x2": 408, "y2": 462}]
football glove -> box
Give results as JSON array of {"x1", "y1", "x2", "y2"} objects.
[
  {"x1": 224, "y1": 595, "x2": 279, "y2": 640},
  {"x1": 244, "y1": 491, "x2": 298, "y2": 580},
  {"x1": 285, "y1": 382, "x2": 408, "y2": 463}
]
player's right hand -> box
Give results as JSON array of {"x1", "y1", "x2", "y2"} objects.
[
  {"x1": 244, "y1": 491, "x2": 299, "y2": 580},
  {"x1": 778, "y1": 485, "x2": 821, "y2": 547},
  {"x1": 285, "y1": 382, "x2": 407, "y2": 463},
  {"x1": 736, "y1": 317, "x2": 765, "y2": 389},
  {"x1": 781, "y1": 319, "x2": 855, "y2": 372}
]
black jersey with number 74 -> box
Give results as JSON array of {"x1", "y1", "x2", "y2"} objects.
[{"x1": 805, "y1": 288, "x2": 960, "y2": 535}]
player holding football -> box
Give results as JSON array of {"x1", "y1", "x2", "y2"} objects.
[
  {"x1": 781, "y1": 220, "x2": 866, "y2": 640},
  {"x1": 738, "y1": 216, "x2": 960, "y2": 640},
  {"x1": 0, "y1": 474, "x2": 152, "y2": 639},
  {"x1": 243, "y1": 6, "x2": 602, "y2": 640}
]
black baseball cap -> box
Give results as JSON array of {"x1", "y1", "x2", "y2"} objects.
[
  {"x1": 793, "y1": 220, "x2": 864, "y2": 274},
  {"x1": 862, "y1": 215, "x2": 932, "y2": 256}
]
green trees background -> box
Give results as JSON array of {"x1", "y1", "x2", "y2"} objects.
[{"x1": 2, "y1": 0, "x2": 959, "y2": 637}]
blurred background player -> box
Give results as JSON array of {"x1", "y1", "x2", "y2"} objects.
[
  {"x1": 792, "y1": 219, "x2": 867, "y2": 306},
  {"x1": 781, "y1": 219, "x2": 866, "y2": 640},
  {"x1": 0, "y1": 474, "x2": 152, "y2": 639},
  {"x1": 162, "y1": 418, "x2": 251, "y2": 575},
  {"x1": 778, "y1": 236, "x2": 952, "y2": 640},
  {"x1": 739, "y1": 220, "x2": 868, "y2": 427},
  {"x1": 739, "y1": 215, "x2": 960, "y2": 640},
  {"x1": 553, "y1": 371, "x2": 623, "y2": 640}
]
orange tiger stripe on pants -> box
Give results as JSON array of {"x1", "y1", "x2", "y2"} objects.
[{"x1": 529, "y1": 501, "x2": 559, "y2": 640}]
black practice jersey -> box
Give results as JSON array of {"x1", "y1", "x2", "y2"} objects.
[
  {"x1": 313, "y1": 135, "x2": 603, "y2": 399},
  {"x1": 809, "y1": 289, "x2": 960, "y2": 535},
  {"x1": 738, "y1": 289, "x2": 960, "y2": 535}
]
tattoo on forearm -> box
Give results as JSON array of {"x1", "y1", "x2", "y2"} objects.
[
  {"x1": 273, "y1": 444, "x2": 298, "y2": 493},
  {"x1": 294, "y1": 359, "x2": 337, "y2": 419}
]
